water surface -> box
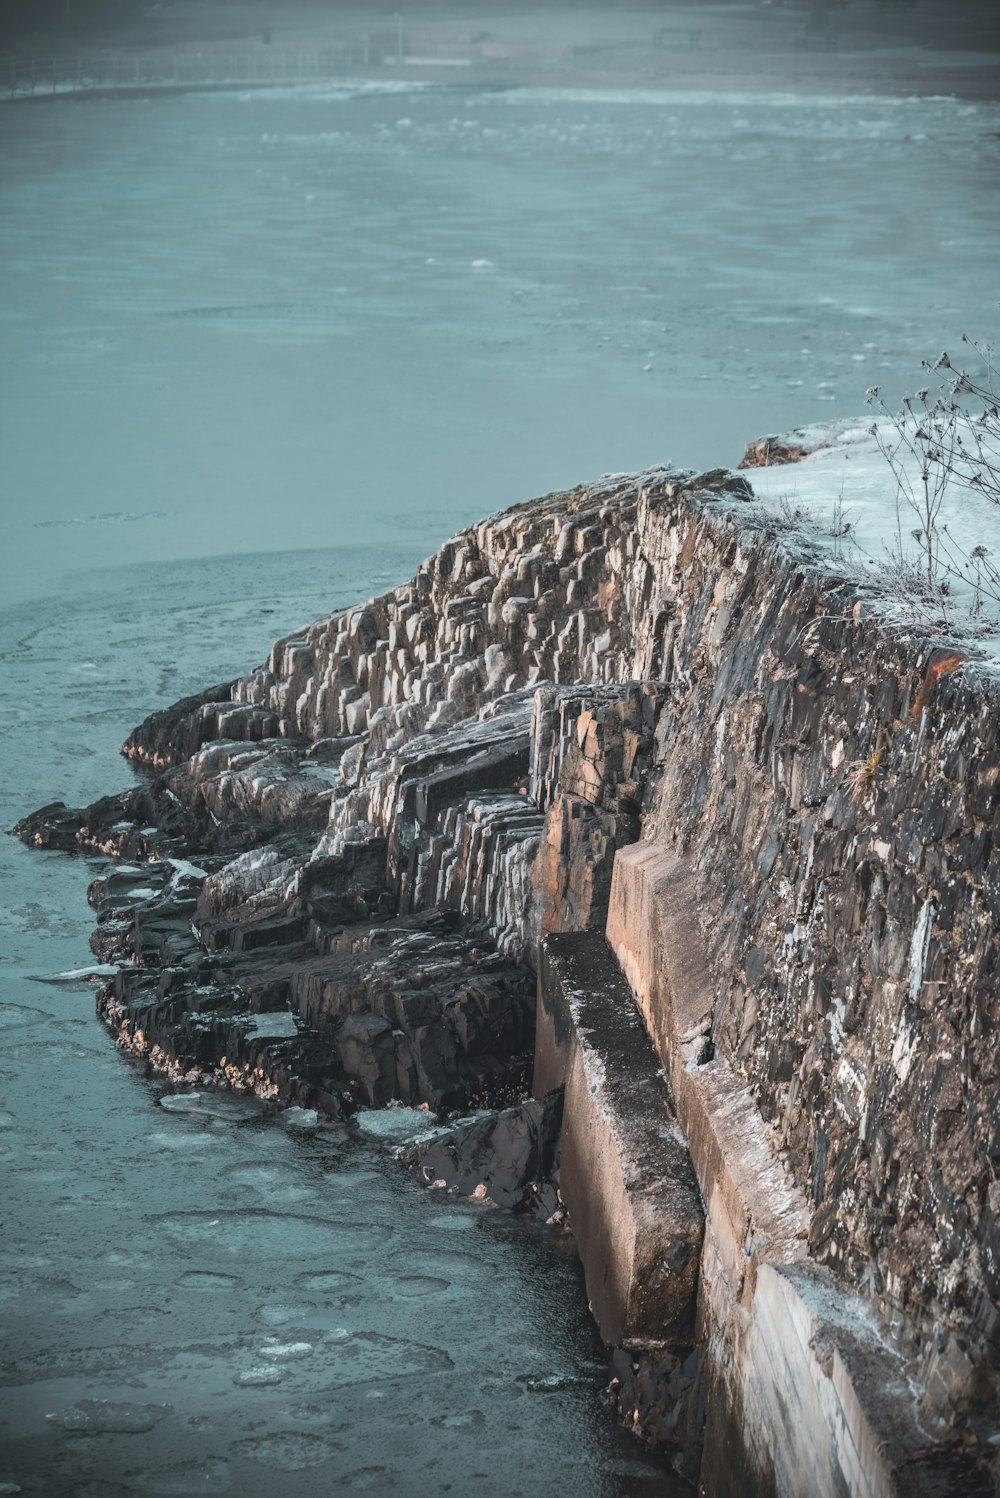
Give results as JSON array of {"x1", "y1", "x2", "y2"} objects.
[{"x1": 2, "y1": 81, "x2": 998, "y2": 600}]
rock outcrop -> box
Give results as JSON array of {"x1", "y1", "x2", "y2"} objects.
[{"x1": 15, "y1": 458, "x2": 1000, "y2": 1494}]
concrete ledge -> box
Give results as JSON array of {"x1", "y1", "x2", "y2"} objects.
[
  {"x1": 607, "y1": 842, "x2": 945, "y2": 1497},
  {"x1": 535, "y1": 931, "x2": 703, "y2": 1346},
  {"x1": 706, "y1": 1261, "x2": 935, "y2": 1498},
  {"x1": 607, "y1": 842, "x2": 810, "y2": 1305}
]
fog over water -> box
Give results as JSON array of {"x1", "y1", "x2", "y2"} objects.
[{"x1": 1, "y1": 16, "x2": 999, "y2": 1496}]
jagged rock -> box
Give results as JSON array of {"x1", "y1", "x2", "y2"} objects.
[
  {"x1": 87, "y1": 855, "x2": 535, "y2": 1117},
  {"x1": 737, "y1": 435, "x2": 811, "y2": 468},
  {"x1": 607, "y1": 1346, "x2": 703, "y2": 1475},
  {"x1": 121, "y1": 680, "x2": 240, "y2": 768},
  {"x1": 403, "y1": 1090, "x2": 564, "y2": 1218}
]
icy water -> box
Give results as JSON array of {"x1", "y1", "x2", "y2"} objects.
[
  {"x1": 0, "y1": 554, "x2": 683, "y2": 1497},
  {"x1": 2, "y1": 82, "x2": 999, "y2": 601},
  {"x1": 2, "y1": 76, "x2": 999, "y2": 1496}
]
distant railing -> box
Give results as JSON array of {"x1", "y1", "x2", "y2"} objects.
[{"x1": 2, "y1": 42, "x2": 400, "y2": 100}]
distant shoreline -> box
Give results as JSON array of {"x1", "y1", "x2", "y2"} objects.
[{"x1": 5, "y1": 2, "x2": 1000, "y2": 104}]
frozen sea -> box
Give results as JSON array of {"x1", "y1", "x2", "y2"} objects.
[{"x1": 1, "y1": 76, "x2": 999, "y2": 1496}]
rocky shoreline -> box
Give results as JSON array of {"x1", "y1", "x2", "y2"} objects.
[{"x1": 15, "y1": 456, "x2": 1000, "y2": 1494}]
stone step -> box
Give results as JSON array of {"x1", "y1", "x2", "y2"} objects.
[{"x1": 535, "y1": 930, "x2": 703, "y2": 1348}]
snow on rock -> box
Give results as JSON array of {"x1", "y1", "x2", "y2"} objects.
[{"x1": 741, "y1": 415, "x2": 1000, "y2": 654}]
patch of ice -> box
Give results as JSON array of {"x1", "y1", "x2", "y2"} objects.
[
  {"x1": 120, "y1": 1459, "x2": 230, "y2": 1494},
  {"x1": 745, "y1": 416, "x2": 1000, "y2": 653},
  {"x1": 45, "y1": 1399, "x2": 170, "y2": 1435},
  {"x1": 26, "y1": 964, "x2": 117, "y2": 985},
  {"x1": 157, "y1": 1092, "x2": 261, "y2": 1121},
  {"x1": 230, "y1": 1432, "x2": 341, "y2": 1471},
  {"x1": 352, "y1": 1105, "x2": 438, "y2": 1142},
  {"x1": 279, "y1": 1107, "x2": 319, "y2": 1129},
  {"x1": 259, "y1": 1339, "x2": 314, "y2": 1361},
  {"x1": 234, "y1": 1365, "x2": 286, "y2": 1387}
]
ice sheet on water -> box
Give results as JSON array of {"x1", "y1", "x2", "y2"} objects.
[
  {"x1": 157, "y1": 1092, "x2": 261, "y2": 1122},
  {"x1": 145, "y1": 1129, "x2": 225, "y2": 1154},
  {"x1": 2, "y1": 1342, "x2": 176, "y2": 1387},
  {"x1": 121, "y1": 1460, "x2": 231, "y2": 1495},
  {"x1": 258, "y1": 1338, "x2": 314, "y2": 1361},
  {"x1": 500, "y1": 86, "x2": 915, "y2": 111},
  {"x1": 337, "y1": 1467, "x2": 398, "y2": 1491},
  {"x1": 293, "y1": 1270, "x2": 362, "y2": 1295},
  {"x1": 45, "y1": 1399, "x2": 172, "y2": 1435},
  {"x1": 313, "y1": 1328, "x2": 454, "y2": 1384},
  {"x1": 233, "y1": 1364, "x2": 286, "y2": 1387},
  {"x1": 176, "y1": 1271, "x2": 241, "y2": 1293},
  {"x1": 390, "y1": 1275, "x2": 451, "y2": 1299},
  {"x1": 431, "y1": 1409, "x2": 486, "y2": 1429},
  {"x1": 229, "y1": 79, "x2": 435, "y2": 105},
  {"x1": 151, "y1": 1209, "x2": 388, "y2": 1259},
  {"x1": 256, "y1": 1302, "x2": 316, "y2": 1326},
  {"x1": 278, "y1": 1106, "x2": 319, "y2": 1129},
  {"x1": 352, "y1": 1106, "x2": 439, "y2": 1143},
  {"x1": 229, "y1": 1431, "x2": 344, "y2": 1471},
  {"x1": 0, "y1": 1004, "x2": 54, "y2": 1030},
  {"x1": 26, "y1": 964, "x2": 118, "y2": 986}
]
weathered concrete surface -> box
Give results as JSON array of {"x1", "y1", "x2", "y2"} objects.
[
  {"x1": 607, "y1": 844, "x2": 811, "y2": 1308},
  {"x1": 704, "y1": 1261, "x2": 939, "y2": 1498},
  {"x1": 605, "y1": 844, "x2": 989, "y2": 1495},
  {"x1": 535, "y1": 931, "x2": 703, "y2": 1347}
]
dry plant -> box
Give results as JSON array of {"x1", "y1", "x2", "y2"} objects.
[
  {"x1": 847, "y1": 743, "x2": 887, "y2": 803},
  {"x1": 866, "y1": 336, "x2": 1000, "y2": 618}
]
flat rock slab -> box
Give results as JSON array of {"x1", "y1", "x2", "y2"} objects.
[{"x1": 536, "y1": 931, "x2": 703, "y2": 1347}]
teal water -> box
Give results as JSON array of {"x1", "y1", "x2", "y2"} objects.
[{"x1": 2, "y1": 83, "x2": 998, "y2": 602}]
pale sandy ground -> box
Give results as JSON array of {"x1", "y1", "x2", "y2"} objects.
[{"x1": 27, "y1": 1, "x2": 1000, "y2": 101}]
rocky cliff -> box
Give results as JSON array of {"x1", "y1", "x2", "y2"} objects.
[{"x1": 16, "y1": 459, "x2": 999, "y2": 1494}]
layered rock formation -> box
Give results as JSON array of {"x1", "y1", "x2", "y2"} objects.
[{"x1": 16, "y1": 459, "x2": 1000, "y2": 1494}]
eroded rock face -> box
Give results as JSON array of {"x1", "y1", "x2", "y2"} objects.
[
  {"x1": 16, "y1": 467, "x2": 707, "y2": 1125},
  {"x1": 13, "y1": 456, "x2": 1000, "y2": 1483}
]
